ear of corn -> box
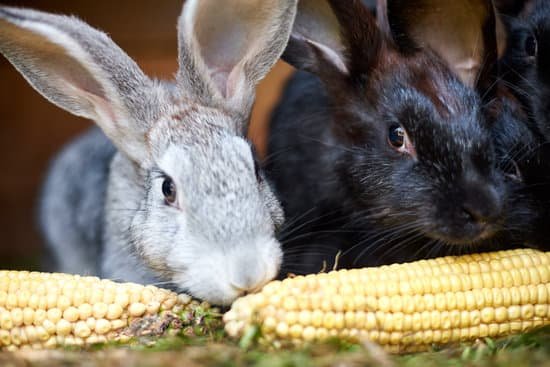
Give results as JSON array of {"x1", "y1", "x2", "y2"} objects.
[
  {"x1": 0, "y1": 271, "x2": 197, "y2": 351},
  {"x1": 224, "y1": 248, "x2": 550, "y2": 353},
  {"x1": 3, "y1": 249, "x2": 549, "y2": 353}
]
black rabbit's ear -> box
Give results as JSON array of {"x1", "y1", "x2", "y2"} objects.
[
  {"x1": 283, "y1": 0, "x2": 382, "y2": 80},
  {"x1": 384, "y1": 0, "x2": 498, "y2": 92}
]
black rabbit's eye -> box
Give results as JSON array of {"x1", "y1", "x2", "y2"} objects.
[
  {"x1": 387, "y1": 124, "x2": 416, "y2": 158},
  {"x1": 525, "y1": 35, "x2": 538, "y2": 57},
  {"x1": 388, "y1": 124, "x2": 405, "y2": 148},
  {"x1": 162, "y1": 177, "x2": 177, "y2": 204},
  {"x1": 505, "y1": 159, "x2": 524, "y2": 183}
]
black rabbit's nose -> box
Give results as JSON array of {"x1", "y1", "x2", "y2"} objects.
[
  {"x1": 462, "y1": 203, "x2": 493, "y2": 223},
  {"x1": 461, "y1": 186, "x2": 503, "y2": 223}
]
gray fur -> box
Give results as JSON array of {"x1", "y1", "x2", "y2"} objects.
[
  {"x1": 40, "y1": 127, "x2": 115, "y2": 275},
  {"x1": 0, "y1": 1, "x2": 296, "y2": 305}
]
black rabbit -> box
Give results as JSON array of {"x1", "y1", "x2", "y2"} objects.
[
  {"x1": 267, "y1": 0, "x2": 512, "y2": 275},
  {"x1": 489, "y1": 94, "x2": 550, "y2": 251},
  {"x1": 498, "y1": 0, "x2": 550, "y2": 139},
  {"x1": 490, "y1": 0, "x2": 550, "y2": 249}
]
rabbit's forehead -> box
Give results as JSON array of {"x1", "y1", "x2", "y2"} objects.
[
  {"x1": 377, "y1": 61, "x2": 484, "y2": 139},
  {"x1": 147, "y1": 104, "x2": 238, "y2": 153},
  {"x1": 157, "y1": 134, "x2": 255, "y2": 191},
  {"x1": 381, "y1": 86, "x2": 479, "y2": 130},
  {"x1": 380, "y1": 57, "x2": 476, "y2": 120}
]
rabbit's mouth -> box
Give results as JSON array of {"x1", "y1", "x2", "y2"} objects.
[{"x1": 425, "y1": 221, "x2": 500, "y2": 246}]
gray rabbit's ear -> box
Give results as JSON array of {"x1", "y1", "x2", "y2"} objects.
[
  {"x1": 176, "y1": 0, "x2": 297, "y2": 130},
  {"x1": 0, "y1": 6, "x2": 162, "y2": 164},
  {"x1": 384, "y1": 0, "x2": 497, "y2": 90}
]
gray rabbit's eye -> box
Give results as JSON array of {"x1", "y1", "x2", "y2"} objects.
[
  {"x1": 162, "y1": 177, "x2": 177, "y2": 204},
  {"x1": 525, "y1": 35, "x2": 538, "y2": 58}
]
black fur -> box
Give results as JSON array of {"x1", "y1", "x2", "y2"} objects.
[
  {"x1": 491, "y1": 0, "x2": 550, "y2": 249},
  {"x1": 490, "y1": 95, "x2": 550, "y2": 250},
  {"x1": 500, "y1": 0, "x2": 550, "y2": 139}
]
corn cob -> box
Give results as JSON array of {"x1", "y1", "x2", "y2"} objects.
[
  {"x1": 224, "y1": 248, "x2": 550, "y2": 353},
  {"x1": 0, "y1": 270, "x2": 200, "y2": 351}
]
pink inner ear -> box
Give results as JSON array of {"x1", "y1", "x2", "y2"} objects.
[
  {"x1": 453, "y1": 58, "x2": 481, "y2": 88},
  {"x1": 6, "y1": 22, "x2": 109, "y2": 102},
  {"x1": 209, "y1": 67, "x2": 232, "y2": 98},
  {"x1": 402, "y1": 1, "x2": 489, "y2": 88},
  {"x1": 225, "y1": 64, "x2": 245, "y2": 100},
  {"x1": 193, "y1": 2, "x2": 251, "y2": 99},
  {"x1": 305, "y1": 39, "x2": 349, "y2": 75},
  {"x1": 14, "y1": 28, "x2": 115, "y2": 120},
  {"x1": 46, "y1": 48, "x2": 117, "y2": 121}
]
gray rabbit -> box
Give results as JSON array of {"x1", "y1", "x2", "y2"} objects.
[{"x1": 0, "y1": 0, "x2": 296, "y2": 305}]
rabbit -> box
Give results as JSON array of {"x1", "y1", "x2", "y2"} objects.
[
  {"x1": 266, "y1": 0, "x2": 512, "y2": 275},
  {"x1": 485, "y1": 0, "x2": 550, "y2": 249},
  {"x1": 488, "y1": 88, "x2": 550, "y2": 250},
  {"x1": 497, "y1": 0, "x2": 550, "y2": 139},
  {"x1": 0, "y1": 0, "x2": 297, "y2": 305}
]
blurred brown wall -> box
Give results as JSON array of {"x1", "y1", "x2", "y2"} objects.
[{"x1": 0, "y1": 0, "x2": 293, "y2": 269}]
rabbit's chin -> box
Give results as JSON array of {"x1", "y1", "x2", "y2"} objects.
[{"x1": 424, "y1": 223, "x2": 499, "y2": 246}]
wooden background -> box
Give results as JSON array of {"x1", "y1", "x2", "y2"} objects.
[{"x1": 0, "y1": 0, "x2": 294, "y2": 269}]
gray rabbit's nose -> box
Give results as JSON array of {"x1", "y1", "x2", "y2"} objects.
[
  {"x1": 462, "y1": 184, "x2": 503, "y2": 223},
  {"x1": 230, "y1": 275, "x2": 268, "y2": 295},
  {"x1": 225, "y1": 238, "x2": 281, "y2": 297},
  {"x1": 229, "y1": 283, "x2": 260, "y2": 297},
  {"x1": 230, "y1": 261, "x2": 271, "y2": 295}
]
